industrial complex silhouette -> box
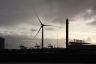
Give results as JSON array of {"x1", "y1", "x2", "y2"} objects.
[
  {"x1": 0, "y1": 18, "x2": 95, "y2": 50},
  {"x1": 0, "y1": 19, "x2": 96, "y2": 62}
]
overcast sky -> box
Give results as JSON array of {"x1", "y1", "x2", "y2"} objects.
[{"x1": 0, "y1": 0, "x2": 96, "y2": 49}]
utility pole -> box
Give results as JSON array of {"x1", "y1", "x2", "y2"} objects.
[
  {"x1": 57, "y1": 31, "x2": 58, "y2": 48},
  {"x1": 66, "y1": 18, "x2": 69, "y2": 49}
]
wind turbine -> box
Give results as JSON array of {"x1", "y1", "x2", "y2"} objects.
[
  {"x1": 32, "y1": 5, "x2": 63, "y2": 49},
  {"x1": 33, "y1": 14, "x2": 60, "y2": 49}
]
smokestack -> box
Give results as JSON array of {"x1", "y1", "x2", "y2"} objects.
[{"x1": 66, "y1": 18, "x2": 69, "y2": 49}]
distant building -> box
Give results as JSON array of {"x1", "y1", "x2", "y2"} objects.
[
  {"x1": 68, "y1": 39, "x2": 92, "y2": 49},
  {"x1": 0, "y1": 37, "x2": 5, "y2": 49},
  {"x1": 69, "y1": 39, "x2": 89, "y2": 45}
]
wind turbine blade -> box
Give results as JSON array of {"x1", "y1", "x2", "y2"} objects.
[
  {"x1": 32, "y1": 27, "x2": 42, "y2": 39},
  {"x1": 44, "y1": 25, "x2": 63, "y2": 28},
  {"x1": 32, "y1": 3, "x2": 43, "y2": 25},
  {"x1": 33, "y1": 7, "x2": 42, "y2": 25},
  {"x1": 36, "y1": 14, "x2": 42, "y2": 25}
]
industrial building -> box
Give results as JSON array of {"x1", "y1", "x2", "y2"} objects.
[
  {"x1": 68, "y1": 39, "x2": 96, "y2": 49},
  {"x1": 0, "y1": 37, "x2": 5, "y2": 49}
]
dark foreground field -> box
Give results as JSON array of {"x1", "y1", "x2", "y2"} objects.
[{"x1": 0, "y1": 48, "x2": 96, "y2": 63}]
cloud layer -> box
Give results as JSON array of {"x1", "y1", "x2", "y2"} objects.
[
  {"x1": 0, "y1": 0, "x2": 96, "y2": 48},
  {"x1": 0, "y1": 0, "x2": 95, "y2": 26}
]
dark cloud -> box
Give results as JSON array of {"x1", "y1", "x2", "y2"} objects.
[
  {"x1": 0, "y1": 0, "x2": 35, "y2": 26},
  {"x1": 85, "y1": 0, "x2": 96, "y2": 26},
  {"x1": 0, "y1": 0, "x2": 95, "y2": 27},
  {"x1": 35, "y1": 0, "x2": 94, "y2": 24}
]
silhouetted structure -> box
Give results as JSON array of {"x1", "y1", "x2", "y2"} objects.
[
  {"x1": 68, "y1": 45, "x2": 96, "y2": 49},
  {"x1": 0, "y1": 37, "x2": 5, "y2": 49},
  {"x1": 69, "y1": 39, "x2": 89, "y2": 45},
  {"x1": 19, "y1": 45, "x2": 27, "y2": 49},
  {"x1": 68, "y1": 39, "x2": 92, "y2": 49},
  {"x1": 35, "y1": 43, "x2": 40, "y2": 49},
  {"x1": 66, "y1": 18, "x2": 69, "y2": 49},
  {"x1": 48, "y1": 44, "x2": 53, "y2": 48}
]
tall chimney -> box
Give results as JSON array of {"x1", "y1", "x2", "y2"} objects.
[{"x1": 66, "y1": 18, "x2": 69, "y2": 49}]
